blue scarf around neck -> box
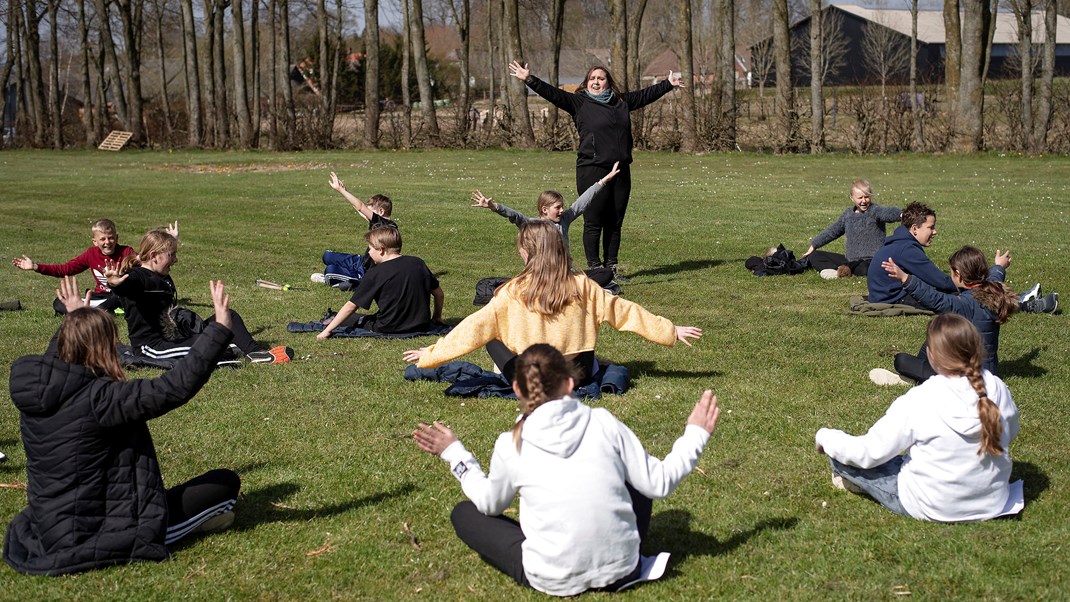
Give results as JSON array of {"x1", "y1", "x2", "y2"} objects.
[{"x1": 585, "y1": 88, "x2": 615, "y2": 104}]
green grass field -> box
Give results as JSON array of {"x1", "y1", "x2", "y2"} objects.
[{"x1": 0, "y1": 149, "x2": 1067, "y2": 600}]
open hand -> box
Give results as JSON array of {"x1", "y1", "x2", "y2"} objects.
[
  {"x1": 471, "y1": 189, "x2": 495, "y2": 209},
  {"x1": 102, "y1": 258, "x2": 129, "y2": 287},
  {"x1": 165, "y1": 220, "x2": 179, "y2": 239},
  {"x1": 209, "y1": 280, "x2": 232, "y2": 330},
  {"x1": 56, "y1": 276, "x2": 91, "y2": 313},
  {"x1": 403, "y1": 347, "x2": 429, "y2": 363},
  {"x1": 329, "y1": 171, "x2": 346, "y2": 192},
  {"x1": 668, "y1": 70, "x2": 685, "y2": 88},
  {"x1": 675, "y1": 326, "x2": 702, "y2": 346},
  {"x1": 316, "y1": 329, "x2": 332, "y2": 341},
  {"x1": 413, "y1": 421, "x2": 459, "y2": 456},
  {"x1": 994, "y1": 249, "x2": 1011, "y2": 269},
  {"x1": 686, "y1": 390, "x2": 720, "y2": 435},
  {"x1": 12, "y1": 255, "x2": 35, "y2": 271},
  {"x1": 881, "y1": 258, "x2": 908, "y2": 283},
  {"x1": 599, "y1": 162, "x2": 621, "y2": 186},
  {"x1": 508, "y1": 61, "x2": 529, "y2": 81}
]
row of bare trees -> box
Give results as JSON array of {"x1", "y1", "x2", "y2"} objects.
[{"x1": 0, "y1": 0, "x2": 1067, "y2": 153}]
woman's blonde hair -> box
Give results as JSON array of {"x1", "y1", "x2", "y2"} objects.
[
  {"x1": 925, "y1": 314, "x2": 1003, "y2": 456},
  {"x1": 510, "y1": 344, "x2": 577, "y2": 450},
  {"x1": 58, "y1": 307, "x2": 126, "y2": 381},
  {"x1": 947, "y1": 246, "x2": 1019, "y2": 324},
  {"x1": 120, "y1": 228, "x2": 178, "y2": 272},
  {"x1": 507, "y1": 220, "x2": 578, "y2": 315}
]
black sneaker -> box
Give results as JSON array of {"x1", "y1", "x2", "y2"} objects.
[
  {"x1": 608, "y1": 265, "x2": 630, "y2": 284},
  {"x1": 604, "y1": 281, "x2": 622, "y2": 296},
  {"x1": 1021, "y1": 292, "x2": 1058, "y2": 314}
]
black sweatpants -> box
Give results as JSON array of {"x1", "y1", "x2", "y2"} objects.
[
  {"x1": 142, "y1": 310, "x2": 261, "y2": 360},
  {"x1": 165, "y1": 469, "x2": 240, "y2": 545},
  {"x1": 577, "y1": 164, "x2": 632, "y2": 269},
  {"x1": 449, "y1": 483, "x2": 651, "y2": 591},
  {"x1": 805, "y1": 251, "x2": 870, "y2": 276},
  {"x1": 485, "y1": 339, "x2": 596, "y2": 385},
  {"x1": 894, "y1": 344, "x2": 936, "y2": 384}
]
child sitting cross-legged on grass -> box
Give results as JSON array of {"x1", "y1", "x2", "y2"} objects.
[
  {"x1": 317, "y1": 226, "x2": 444, "y2": 338},
  {"x1": 801, "y1": 179, "x2": 901, "y2": 280},
  {"x1": 413, "y1": 343, "x2": 721, "y2": 595},
  {"x1": 107, "y1": 229, "x2": 292, "y2": 365},
  {"x1": 311, "y1": 172, "x2": 397, "y2": 291},
  {"x1": 817, "y1": 313, "x2": 1019, "y2": 522}
]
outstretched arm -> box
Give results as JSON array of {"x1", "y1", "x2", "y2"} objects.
[
  {"x1": 329, "y1": 172, "x2": 375, "y2": 222},
  {"x1": 470, "y1": 189, "x2": 499, "y2": 212},
  {"x1": 431, "y1": 287, "x2": 445, "y2": 324},
  {"x1": 565, "y1": 162, "x2": 620, "y2": 221},
  {"x1": 474, "y1": 190, "x2": 529, "y2": 227},
  {"x1": 318, "y1": 300, "x2": 359, "y2": 340},
  {"x1": 511, "y1": 60, "x2": 577, "y2": 113},
  {"x1": 12, "y1": 255, "x2": 36, "y2": 272}
]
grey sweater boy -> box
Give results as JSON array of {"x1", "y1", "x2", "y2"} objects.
[{"x1": 811, "y1": 204, "x2": 902, "y2": 262}]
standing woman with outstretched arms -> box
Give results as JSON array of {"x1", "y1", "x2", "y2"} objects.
[{"x1": 509, "y1": 61, "x2": 683, "y2": 281}]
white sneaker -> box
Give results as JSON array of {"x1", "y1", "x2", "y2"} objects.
[
  {"x1": 869, "y1": 368, "x2": 911, "y2": 386},
  {"x1": 819, "y1": 269, "x2": 839, "y2": 280},
  {"x1": 310, "y1": 273, "x2": 326, "y2": 284},
  {"x1": 1019, "y1": 283, "x2": 1041, "y2": 304}
]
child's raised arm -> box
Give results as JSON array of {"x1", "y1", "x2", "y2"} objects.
[
  {"x1": 329, "y1": 172, "x2": 375, "y2": 222},
  {"x1": 473, "y1": 189, "x2": 529, "y2": 228},
  {"x1": 569, "y1": 162, "x2": 620, "y2": 218}
]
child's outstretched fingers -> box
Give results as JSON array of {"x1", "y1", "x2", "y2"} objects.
[
  {"x1": 413, "y1": 421, "x2": 459, "y2": 456},
  {"x1": 994, "y1": 249, "x2": 1011, "y2": 268},
  {"x1": 675, "y1": 326, "x2": 702, "y2": 346},
  {"x1": 209, "y1": 280, "x2": 233, "y2": 330},
  {"x1": 12, "y1": 255, "x2": 34, "y2": 271},
  {"x1": 686, "y1": 390, "x2": 720, "y2": 434},
  {"x1": 329, "y1": 171, "x2": 345, "y2": 191},
  {"x1": 403, "y1": 347, "x2": 428, "y2": 363},
  {"x1": 56, "y1": 276, "x2": 89, "y2": 313},
  {"x1": 881, "y1": 258, "x2": 907, "y2": 283}
]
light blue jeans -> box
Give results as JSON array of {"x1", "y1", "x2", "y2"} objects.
[{"x1": 829, "y1": 456, "x2": 910, "y2": 517}]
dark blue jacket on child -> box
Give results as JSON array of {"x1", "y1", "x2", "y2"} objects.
[{"x1": 867, "y1": 225, "x2": 956, "y2": 304}]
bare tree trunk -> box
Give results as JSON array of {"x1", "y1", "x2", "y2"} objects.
[
  {"x1": 943, "y1": 0, "x2": 960, "y2": 102},
  {"x1": 211, "y1": 0, "x2": 229, "y2": 146},
  {"x1": 808, "y1": 0, "x2": 822, "y2": 153},
  {"x1": 1034, "y1": 0, "x2": 1056, "y2": 150},
  {"x1": 363, "y1": 0, "x2": 380, "y2": 148},
  {"x1": 408, "y1": 0, "x2": 440, "y2": 144},
  {"x1": 673, "y1": 0, "x2": 696, "y2": 152},
  {"x1": 957, "y1": 0, "x2": 984, "y2": 151},
  {"x1": 772, "y1": 0, "x2": 794, "y2": 152},
  {"x1": 503, "y1": 0, "x2": 534, "y2": 147},
  {"x1": 626, "y1": 0, "x2": 648, "y2": 146},
  {"x1": 180, "y1": 0, "x2": 201, "y2": 146},
  {"x1": 201, "y1": 0, "x2": 217, "y2": 145},
  {"x1": 317, "y1": 0, "x2": 330, "y2": 145},
  {"x1": 233, "y1": 0, "x2": 253, "y2": 148},
  {"x1": 446, "y1": 0, "x2": 470, "y2": 138},
  {"x1": 1010, "y1": 0, "x2": 1034, "y2": 150},
  {"x1": 93, "y1": 29, "x2": 108, "y2": 140},
  {"x1": 609, "y1": 0, "x2": 627, "y2": 88},
  {"x1": 251, "y1": 0, "x2": 260, "y2": 145},
  {"x1": 719, "y1": 0, "x2": 736, "y2": 148},
  {"x1": 116, "y1": 0, "x2": 146, "y2": 145},
  {"x1": 152, "y1": 0, "x2": 173, "y2": 145},
  {"x1": 47, "y1": 0, "x2": 63, "y2": 148},
  {"x1": 910, "y1": 0, "x2": 922, "y2": 150},
  {"x1": 269, "y1": 0, "x2": 279, "y2": 148},
  {"x1": 78, "y1": 0, "x2": 98, "y2": 145},
  {"x1": 400, "y1": 0, "x2": 412, "y2": 146},
  {"x1": 93, "y1": 0, "x2": 129, "y2": 128},
  {"x1": 20, "y1": 2, "x2": 47, "y2": 146},
  {"x1": 279, "y1": 0, "x2": 295, "y2": 149},
  {"x1": 328, "y1": 0, "x2": 343, "y2": 146}
]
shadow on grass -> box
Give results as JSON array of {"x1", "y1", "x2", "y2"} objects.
[
  {"x1": 647, "y1": 510, "x2": 798, "y2": 569},
  {"x1": 1000, "y1": 348, "x2": 1047, "y2": 379},
  {"x1": 626, "y1": 259, "x2": 726, "y2": 279},
  {"x1": 227, "y1": 482, "x2": 417, "y2": 533},
  {"x1": 626, "y1": 361, "x2": 722, "y2": 379},
  {"x1": 1012, "y1": 461, "x2": 1050, "y2": 505}
]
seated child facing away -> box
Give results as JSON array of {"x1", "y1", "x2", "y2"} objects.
[
  {"x1": 312, "y1": 172, "x2": 397, "y2": 291},
  {"x1": 413, "y1": 343, "x2": 720, "y2": 596},
  {"x1": 11, "y1": 218, "x2": 139, "y2": 314},
  {"x1": 816, "y1": 313, "x2": 1019, "y2": 523},
  {"x1": 108, "y1": 228, "x2": 292, "y2": 365},
  {"x1": 317, "y1": 226, "x2": 444, "y2": 338},
  {"x1": 471, "y1": 162, "x2": 620, "y2": 288},
  {"x1": 866, "y1": 202, "x2": 956, "y2": 306},
  {"x1": 803, "y1": 179, "x2": 901, "y2": 280}
]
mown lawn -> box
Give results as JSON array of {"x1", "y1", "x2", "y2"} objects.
[{"x1": 0, "y1": 149, "x2": 1066, "y2": 600}]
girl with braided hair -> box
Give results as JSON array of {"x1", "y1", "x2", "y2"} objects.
[
  {"x1": 413, "y1": 344, "x2": 720, "y2": 595},
  {"x1": 816, "y1": 314, "x2": 1019, "y2": 522},
  {"x1": 870, "y1": 246, "x2": 1020, "y2": 385}
]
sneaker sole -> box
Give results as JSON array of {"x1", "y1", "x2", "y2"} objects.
[{"x1": 194, "y1": 511, "x2": 235, "y2": 535}]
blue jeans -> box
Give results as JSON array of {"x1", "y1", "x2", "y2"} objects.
[{"x1": 829, "y1": 456, "x2": 910, "y2": 517}]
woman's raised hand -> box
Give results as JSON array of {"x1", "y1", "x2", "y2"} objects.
[
  {"x1": 210, "y1": 280, "x2": 232, "y2": 330},
  {"x1": 686, "y1": 390, "x2": 720, "y2": 435},
  {"x1": 881, "y1": 258, "x2": 909, "y2": 284},
  {"x1": 56, "y1": 276, "x2": 91, "y2": 313},
  {"x1": 508, "y1": 61, "x2": 529, "y2": 81},
  {"x1": 413, "y1": 421, "x2": 459, "y2": 456},
  {"x1": 471, "y1": 189, "x2": 495, "y2": 209},
  {"x1": 668, "y1": 70, "x2": 685, "y2": 88},
  {"x1": 675, "y1": 326, "x2": 703, "y2": 346}
]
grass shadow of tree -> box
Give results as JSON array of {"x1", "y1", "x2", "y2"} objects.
[
  {"x1": 647, "y1": 510, "x2": 798, "y2": 571},
  {"x1": 1000, "y1": 348, "x2": 1046, "y2": 379}
]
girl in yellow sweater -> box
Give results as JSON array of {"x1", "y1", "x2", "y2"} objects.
[{"x1": 403, "y1": 221, "x2": 701, "y2": 382}]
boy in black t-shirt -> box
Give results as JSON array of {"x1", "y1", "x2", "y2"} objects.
[
  {"x1": 317, "y1": 227, "x2": 444, "y2": 337},
  {"x1": 313, "y1": 172, "x2": 398, "y2": 290}
]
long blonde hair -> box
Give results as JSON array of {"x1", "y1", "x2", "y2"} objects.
[
  {"x1": 58, "y1": 307, "x2": 126, "y2": 381},
  {"x1": 507, "y1": 220, "x2": 579, "y2": 315},
  {"x1": 510, "y1": 344, "x2": 577, "y2": 450},
  {"x1": 120, "y1": 228, "x2": 178, "y2": 273},
  {"x1": 925, "y1": 314, "x2": 1002, "y2": 456}
]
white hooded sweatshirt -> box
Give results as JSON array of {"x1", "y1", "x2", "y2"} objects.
[
  {"x1": 440, "y1": 396, "x2": 710, "y2": 596},
  {"x1": 816, "y1": 371, "x2": 1019, "y2": 522}
]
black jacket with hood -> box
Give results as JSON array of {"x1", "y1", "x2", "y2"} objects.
[
  {"x1": 524, "y1": 74, "x2": 675, "y2": 168},
  {"x1": 4, "y1": 323, "x2": 231, "y2": 575}
]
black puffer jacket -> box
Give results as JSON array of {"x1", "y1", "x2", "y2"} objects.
[
  {"x1": 525, "y1": 75, "x2": 675, "y2": 168},
  {"x1": 4, "y1": 323, "x2": 231, "y2": 575}
]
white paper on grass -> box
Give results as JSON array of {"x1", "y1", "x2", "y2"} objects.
[
  {"x1": 615, "y1": 552, "x2": 671, "y2": 592},
  {"x1": 997, "y1": 479, "x2": 1025, "y2": 517}
]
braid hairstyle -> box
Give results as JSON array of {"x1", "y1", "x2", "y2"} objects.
[
  {"x1": 58, "y1": 307, "x2": 126, "y2": 381},
  {"x1": 509, "y1": 220, "x2": 579, "y2": 315},
  {"x1": 925, "y1": 314, "x2": 1003, "y2": 456},
  {"x1": 510, "y1": 344, "x2": 578, "y2": 451},
  {"x1": 120, "y1": 228, "x2": 178, "y2": 273},
  {"x1": 948, "y1": 246, "x2": 1019, "y2": 324}
]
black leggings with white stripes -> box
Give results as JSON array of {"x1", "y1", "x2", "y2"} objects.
[{"x1": 164, "y1": 469, "x2": 240, "y2": 545}]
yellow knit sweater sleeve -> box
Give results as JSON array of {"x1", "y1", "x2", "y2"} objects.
[
  {"x1": 587, "y1": 278, "x2": 677, "y2": 346},
  {"x1": 418, "y1": 298, "x2": 502, "y2": 368}
]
